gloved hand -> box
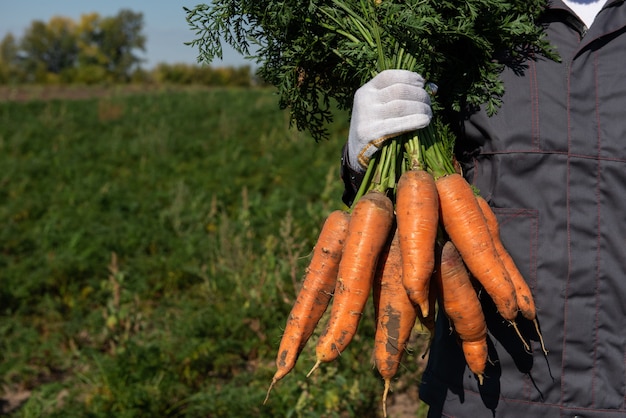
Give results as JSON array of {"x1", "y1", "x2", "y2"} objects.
[{"x1": 347, "y1": 69, "x2": 433, "y2": 172}]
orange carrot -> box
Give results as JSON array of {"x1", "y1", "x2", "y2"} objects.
[
  {"x1": 475, "y1": 195, "x2": 547, "y2": 355},
  {"x1": 416, "y1": 271, "x2": 437, "y2": 356},
  {"x1": 372, "y1": 228, "x2": 418, "y2": 418},
  {"x1": 436, "y1": 240, "x2": 488, "y2": 384},
  {"x1": 308, "y1": 191, "x2": 394, "y2": 376},
  {"x1": 264, "y1": 210, "x2": 350, "y2": 403},
  {"x1": 435, "y1": 173, "x2": 518, "y2": 322},
  {"x1": 396, "y1": 169, "x2": 439, "y2": 318}
]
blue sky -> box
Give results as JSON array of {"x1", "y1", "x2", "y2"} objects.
[{"x1": 0, "y1": 0, "x2": 251, "y2": 68}]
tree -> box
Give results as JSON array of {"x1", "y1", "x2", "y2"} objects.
[
  {"x1": 98, "y1": 9, "x2": 146, "y2": 81},
  {"x1": 76, "y1": 13, "x2": 107, "y2": 66},
  {"x1": 75, "y1": 10, "x2": 146, "y2": 81},
  {"x1": 5, "y1": 10, "x2": 146, "y2": 84},
  {"x1": 0, "y1": 33, "x2": 18, "y2": 65},
  {"x1": 0, "y1": 33, "x2": 21, "y2": 83},
  {"x1": 73, "y1": 12, "x2": 114, "y2": 83},
  {"x1": 20, "y1": 16, "x2": 78, "y2": 80}
]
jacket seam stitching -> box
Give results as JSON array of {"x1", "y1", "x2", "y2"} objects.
[
  {"x1": 591, "y1": 47, "x2": 602, "y2": 409},
  {"x1": 561, "y1": 48, "x2": 572, "y2": 409},
  {"x1": 479, "y1": 150, "x2": 626, "y2": 163},
  {"x1": 530, "y1": 59, "x2": 541, "y2": 150}
]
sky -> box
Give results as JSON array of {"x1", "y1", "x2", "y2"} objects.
[{"x1": 0, "y1": 0, "x2": 252, "y2": 68}]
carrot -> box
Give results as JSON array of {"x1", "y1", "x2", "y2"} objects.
[
  {"x1": 436, "y1": 240, "x2": 488, "y2": 384},
  {"x1": 308, "y1": 190, "x2": 394, "y2": 376},
  {"x1": 475, "y1": 195, "x2": 547, "y2": 355},
  {"x1": 372, "y1": 228, "x2": 418, "y2": 418},
  {"x1": 396, "y1": 169, "x2": 439, "y2": 318},
  {"x1": 416, "y1": 271, "x2": 437, "y2": 358},
  {"x1": 264, "y1": 210, "x2": 350, "y2": 403},
  {"x1": 435, "y1": 173, "x2": 518, "y2": 322}
]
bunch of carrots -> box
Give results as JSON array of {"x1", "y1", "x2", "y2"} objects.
[
  {"x1": 264, "y1": 122, "x2": 547, "y2": 416},
  {"x1": 257, "y1": 3, "x2": 551, "y2": 415},
  {"x1": 185, "y1": 0, "x2": 555, "y2": 414}
]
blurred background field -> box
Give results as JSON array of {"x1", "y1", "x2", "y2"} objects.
[
  {"x1": 1, "y1": 4, "x2": 428, "y2": 417},
  {"x1": 0, "y1": 87, "x2": 430, "y2": 417}
]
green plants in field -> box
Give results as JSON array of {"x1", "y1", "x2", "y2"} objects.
[{"x1": 0, "y1": 88, "x2": 428, "y2": 417}]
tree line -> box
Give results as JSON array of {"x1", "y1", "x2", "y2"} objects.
[{"x1": 0, "y1": 9, "x2": 253, "y2": 86}]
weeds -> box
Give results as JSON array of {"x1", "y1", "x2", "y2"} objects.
[{"x1": 0, "y1": 87, "x2": 427, "y2": 417}]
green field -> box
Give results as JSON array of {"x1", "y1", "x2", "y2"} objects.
[{"x1": 0, "y1": 88, "x2": 429, "y2": 417}]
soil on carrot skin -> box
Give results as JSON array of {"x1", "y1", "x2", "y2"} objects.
[{"x1": 382, "y1": 329, "x2": 431, "y2": 418}]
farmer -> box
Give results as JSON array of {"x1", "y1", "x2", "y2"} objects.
[{"x1": 341, "y1": 1, "x2": 626, "y2": 416}]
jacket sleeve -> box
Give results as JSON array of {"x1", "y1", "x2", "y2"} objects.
[{"x1": 340, "y1": 143, "x2": 365, "y2": 207}]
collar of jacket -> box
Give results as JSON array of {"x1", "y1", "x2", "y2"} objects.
[{"x1": 542, "y1": 0, "x2": 626, "y2": 56}]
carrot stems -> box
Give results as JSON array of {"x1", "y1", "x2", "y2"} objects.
[
  {"x1": 352, "y1": 152, "x2": 378, "y2": 208},
  {"x1": 352, "y1": 136, "x2": 400, "y2": 206}
]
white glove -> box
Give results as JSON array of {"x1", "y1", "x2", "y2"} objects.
[{"x1": 347, "y1": 69, "x2": 433, "y2": 172}]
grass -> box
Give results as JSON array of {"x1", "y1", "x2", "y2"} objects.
[{"x1": 0, "y1": 87, "x2": 429, "y2": 417}]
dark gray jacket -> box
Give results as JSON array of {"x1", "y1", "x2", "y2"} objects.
[
  {"x1": 420, "y1": 1, "x2": 626, "y2": 416},
  {"x1": 342, "y1": 1, "x2": 626, "y2": 416}
]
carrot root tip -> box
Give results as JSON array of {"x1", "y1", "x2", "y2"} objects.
[
  {"x1": 534, "y1": 318, "x2": 549, "y2": 356},
  {"x1": 510, "y1": 321, "x2": 530, "y2": 352},
  {"x1": 419, "y1": 303, "x2": 429, "y2": 320},
  {"x1": 382, "y1": 378, "x2": 391, "y2": 418},
  {"x1": 263, "y1": 379, "x2": 277, "y2": 405},
  {"x1": 306, "y1": 360, "x2": 321, "y2": 378}
]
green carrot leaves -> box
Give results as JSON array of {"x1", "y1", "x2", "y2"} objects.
[
  {"x1": 185, "y1": 0, "x2": 557, "y2": 204},
  {"x1": 186, "y1": 0, "x2": 555, "y2": 142}
]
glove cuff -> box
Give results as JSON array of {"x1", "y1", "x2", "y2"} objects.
[{"x1": 356, "y1": 132, "x2": 402, "y2": 168}]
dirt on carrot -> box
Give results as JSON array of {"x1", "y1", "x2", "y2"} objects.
[
  {"x1": 373, "y1": 228, "x2": 419, "y2": 418},
  {"x1": 436, "y1": 240, "x2": 488, "y2": 384},
  {"x1": 309, "y1": 191, "x2": 394, "y2": 376},
  {"x1": 396, "y1": 169, "x2": 439, "y2": 319},
  {"x1": 475, "y1": 195, "x2": 547, "y2": 355},
  {"x1": 265, "y1": 210, "x2": 350, "y2": 403},
  {"x1": 436, "y1": 173, "x2": 518, "y2": 322}
]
